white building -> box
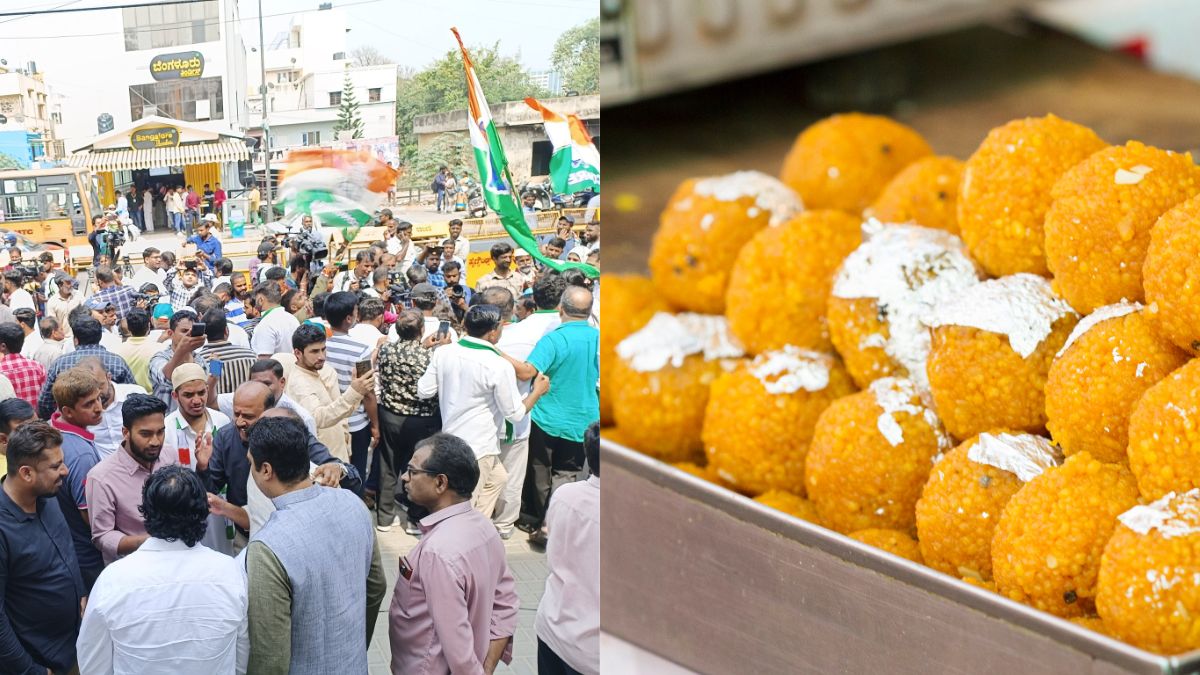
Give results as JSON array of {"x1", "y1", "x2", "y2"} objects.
[
  {"x1": 529, "y1": 69, "x2": 563, "y2": 96},
  {"x1": 0, "y1": 65, "x2": 65, "y2": 163}
]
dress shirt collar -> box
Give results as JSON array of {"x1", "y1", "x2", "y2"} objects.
[
  {"x1": 271, "y1": 482, "x2": 321, "y2": 510},
  {"x1": 418, "y1": 500, "x2": 473, "y2": 534},
  {"x1": 50, "y1": 411, "x2": 96, "y2": 441},
  {"x1": 0, "y1": 352, "x2": 23, "y2": 363},
  {"x1": 586, "y1": 475, "x2": 600, "y2": 489},
  {"x1": 115, "y1": 445, "x2": 153, "y2": 477},
  {"x1": 139, "y1": 536, "x2": 196, "y2": 553},
  {"x1": 0, "y1": 478, "x2": 36, "y2": 522}
]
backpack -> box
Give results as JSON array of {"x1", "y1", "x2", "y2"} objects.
[{"x1": 431, "y1": 178, "x2": 439, "y2": 192}]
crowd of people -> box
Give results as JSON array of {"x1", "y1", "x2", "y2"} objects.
[{"x1": 0, "y1": 210, "x2": 601, "y2": 675}]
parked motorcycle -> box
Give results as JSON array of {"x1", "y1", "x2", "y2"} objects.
[{"x1": 466, "y1": 185, "x2": 488, "y2": 218}]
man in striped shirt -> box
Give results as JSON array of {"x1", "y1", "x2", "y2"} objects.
[
  {"x1": 322, "y1": 292, "x2": 380, "y2": 501},
  {"x1": 195, "y1": 308, "x2": 257, "y2": 397}
]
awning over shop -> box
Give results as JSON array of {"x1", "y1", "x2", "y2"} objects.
[{"x1": 66, "y1": 140, "x2": 249, "y2": 171}]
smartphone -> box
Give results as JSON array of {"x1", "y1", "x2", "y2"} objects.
[
  {"x1": 209, "y1": 358, "x2": 224, "y2": 378},
  {"x1": 437, "y1": 320, "x2": 450, "y2": 338},
  {"x1": 190, "y1": 322, "x2": 206, "y2": 337},
  {"x1": 355, "y1": 358, "x2": 372, "y2": 377}
]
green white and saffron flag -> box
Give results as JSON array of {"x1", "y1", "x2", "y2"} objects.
[
  {"x1": 524, "y1": 97, "x2": 600, "y2": 195},
  {"x1": 452, "y1": 28, "x2": 598, "y2": 279}
]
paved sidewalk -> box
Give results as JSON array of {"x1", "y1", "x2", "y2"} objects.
[{"x1": 368, "y1": 525, "x2": 548, "y2": 674}]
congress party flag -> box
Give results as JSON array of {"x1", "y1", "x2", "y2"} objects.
[{"x1": 524, "y1": 97, "x2": 600, "y2": 195}]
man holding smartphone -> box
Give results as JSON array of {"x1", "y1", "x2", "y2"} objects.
[{"x1": 321, "y1": 293, "x2": 382, "y2": 508}]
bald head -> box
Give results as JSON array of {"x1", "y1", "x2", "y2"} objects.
[
  {"x1": 560, "y1": 286, "x2": 593, "y2": 319},
  {"x1": 233, "y1": 381, "x2": 275, "y2": 441}
]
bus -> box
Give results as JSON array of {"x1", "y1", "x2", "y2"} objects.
[{"x1": 0, "y1": 167, "x2": 100, "y2": 248}]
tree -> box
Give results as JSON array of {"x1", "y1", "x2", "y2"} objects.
[
  {"x1": 551, "y1": 18, "x2": 599, "y2": 94},
  {"x1": 351, "y1": 45, "x2": 393, "y2": 67},
  {"x1": 332, "y1": 70, "x2": 364, "y2": 139},
  {"x1": 412, "y1": 133, "x2": 472, "y2": 188},
  {"x1": 394, "y1": 42, "x2": 546, "y2": 169}
]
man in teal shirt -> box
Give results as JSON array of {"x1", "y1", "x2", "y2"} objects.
[{"x1": 508, "y1": 285, "x2": 598, "y2": 545}]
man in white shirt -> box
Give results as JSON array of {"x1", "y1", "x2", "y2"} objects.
[
  {"x1": 130, "y1": 246, "x2": 166, "y2": 294},
  {"x1": 79, "y1": 357, "x2": 148, "y2": 458},
  {"x1": 47, "y1": 277, "x2": 82, "y2": 342},
  {"x1": 85, "y1": 297, "x2": 123, "y2": 351},
  {"x1": 31, "y1": 317, "x2": 70, "y2": 369},
  {"x1": 250, "y1": 281, "x2": 299, "y2": 358},
  {"x1": 14, "y1": 308, "x2": 41, "y2": 358},
  {"x1": 443, "y1": 218, "x2": 470, "y2": 265},
  {"x1": 4, "y1": 270, "x2": 34, "y2": 311},
  {"x1": 77, "y1": 464, "x2": 248, "y2": 674},
  {"x1": 417, "y1": 304, "x2": 549, "y2": 517},
  {"x1": 330, "y1": 250, "x2": 375, "y2": 293},
  {"x1": 348, "y1": 296, "x2": 387, "y2": 349}
]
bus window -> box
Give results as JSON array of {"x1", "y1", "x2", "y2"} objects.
[
  {"x1": 44, "y1": 186, "x2": 70, "y2": 219},
  {"x1": 0, "y1": 194, "x2": 40, "y2": 222}
]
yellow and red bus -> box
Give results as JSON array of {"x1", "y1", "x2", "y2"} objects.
[{"x1": 0, "y1": 167, "x2": 99, "y2": 248}]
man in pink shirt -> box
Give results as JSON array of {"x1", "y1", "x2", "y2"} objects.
[
  {"x1": 185, "y1": 184, "x2": 201, "y2": 234},
  {"x1": 85, "y1": 393, "x2": 176, "y2": 564},
  {"x1": 388, "y1": 433, "x2": 519, "y2": 674}
]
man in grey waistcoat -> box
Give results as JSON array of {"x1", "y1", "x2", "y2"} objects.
[{"x1": 245, "y1": 416, "x2": 387, "y2": 674}]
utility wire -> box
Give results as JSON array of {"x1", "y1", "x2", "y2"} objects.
[{"x1": 0, "y1": 0, "x2": 209, "y2": 18}]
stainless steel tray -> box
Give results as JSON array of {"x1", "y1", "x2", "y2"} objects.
[{"x1": 600, "y1": 439, "x2": 1200, "y2": 674}]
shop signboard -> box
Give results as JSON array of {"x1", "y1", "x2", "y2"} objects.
[
  {"x1": 149, "y1": 51, "x2": 204, "y2": 80},
  {"x1": 131, "y1": 126, "x2": 180, "y2": 149}
]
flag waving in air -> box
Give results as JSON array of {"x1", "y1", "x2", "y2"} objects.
[
  {"x1": 525, "y1": 97, "x2": 600, "y2": 195},
  {"x1": 452, "y1": 27, "x2": 598, "y2": 279}
]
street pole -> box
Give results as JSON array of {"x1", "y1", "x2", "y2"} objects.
[{"x1": 257, "y1": 0, "x2": 273, "y2": 223}]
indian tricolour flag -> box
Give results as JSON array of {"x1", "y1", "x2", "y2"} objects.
[
  {"x1": 452, "y1": 28, "x2": 597, "y2": 278},
  {"x1": 525, "y1": 97, "x2": 600, "y2": 195}
]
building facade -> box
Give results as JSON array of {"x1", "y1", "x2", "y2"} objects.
[{"x1": 0, "y1": 66, "x2": 65, "y2": 167}]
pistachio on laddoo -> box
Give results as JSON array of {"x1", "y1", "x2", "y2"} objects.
[
  {"x1": 848, "y1": 528, "x2": 924, "y2": 564},
  {"x1": 1143, "y1": 192, "x2": 1200, "y2": 355},
  {"x1": 925, "y1": 274, "x2": 1077, "y2": 440},
  {"x1": 702, "y1": 347, "x2": 855, "y2": 496},
  {"x1": 725, "y1": 210, "x2": 862, "y2": 354},
  {"x1": 649, "y1": 171, "x2": 802, "y2": 314},
  {"x1": 990, "y1": 452, "x2": 1140, "y2": 619},
  {"x1": 1045, "y1": 141, "x2": 1200, "y2": 314},
  {"x1": 1045, "y1": 303, "x2": 1189, "y2": 464},
  {"x1": 599, "y1": 275, "x2": 672, "y2": 425},
  {"x1": 868, "y1": 155, "x2": 964, "y2": 235},
  {"x1": 957, "y1": 114, "x2": 1107, "y2": 277},
  {"x1": 1127, "y1": 358, "x2": 1200, "y2": 500},
  {"x1": 916, "y1": 432, "x2": 1062, "y2": 581}
]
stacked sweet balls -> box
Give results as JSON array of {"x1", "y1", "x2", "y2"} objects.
[{"x1": 602, "y1": 112, "x2": 1200, "y2": 655}]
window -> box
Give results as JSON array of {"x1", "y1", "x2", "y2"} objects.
[
  {"x1": 329, "y1": 91, "x2": 341, "y2": 106},
  {"x1": 51, "y1": 112, "x2": 62, "y2": 124},
  {"x1": 129, "y1": 76, "x2": 224, "y2": 122},
  {"x1": 302, "y1": 131, "x2": 321, "y2": 146},
  {"x1": 368, "y1": 87, "x2": 381, "y2": 103},
  {"x1": 0, "y1": 195, "x2": 40, "y2": 222},
  {"x1": 122, "y1": 0, "x2": 218, "y2": 52},
  {"x1": 333, "y1": 52, "x2": 345, "y2": 61}
]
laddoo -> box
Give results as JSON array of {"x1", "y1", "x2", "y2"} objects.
[
  {"x1": 805, "y1": 377, "x2": 951, "y2": 535},
  {"x1": 1045, "y1": 141, "x2": 1200, "y2": 314},
  {"x1": 649, "y1": 171, "x2": 803, "y2": 314},
  {"x1": 599, "y1": 275, "x2": 672, "y2": 425},
  {"x1": 671, "y1": 461, "x2": 742, "y2": 493},
  {"x1": 1045, "y1": 303, "x2": 1189, "y2": 464},
  {"x1": 754, "y1": 490, "x2": 822, "y2": 524},
  {"x1": 827, "y1": 223, "x2": 981, "y2": 389},
  {"x1": 1127, "y1": 358, "x2": 1200, "y2": 500},
  {"x1": 779, "y1": 113, "x2": 933, "y2": 212},
  {"x1": 725, "y1": 210, "x2": 862, "y2": 354},
  {"x1": 848, "y1": 528, "x2": 924, "y2": 564},
  {"x1": 916, "y1": 432, "x2": 1062, "y2": 581},
  {"x1": 957, "y1": 115, "x2": 1107, "y2": 277},
  {"x1": 1097, "y1": 489, "x2": 1200, "y2": 654},
  {"x1": 1144, "y1": 192, "x2": 1200, "y2": 354},
  {"x1": 990, "y1": 452, "x2": 1140, "y2": 618},
  {"x1": 925, "y1": 274, "x2": 1077, "y2": 440},
  {"x1": 867, "y1": 155, "x2": 964, "y2": 234},
  {"x1": 613, "y1": 312, "x2": 745, "y2": 464},
  {"x1": 702, "y1": 347, "x2": 856, "y2": 496}
]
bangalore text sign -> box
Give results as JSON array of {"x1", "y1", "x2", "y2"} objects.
[
  {"x1": 131, "y1": 127, "x2": 180, "y2": 149},
  {"x1": 150, "y1": 51, "x2": 204, "y2": 80}
]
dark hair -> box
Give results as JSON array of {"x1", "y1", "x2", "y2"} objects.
[
  {"x1": 448, "y1": 218, "x2": 463, "y2": 228},
  {"x1": 6, "y1": 421, "x2": 62, "y2": 477},
  {"x1": 215, "y1": 258, "x2": 233, "y2": 276},
  {"x1": 248, "y1": 416, "x2": 310, "y2": 484},
  {"x1": 395, "y1": 309, "x2": 424, "y2": 341},
  {"x1": 121, "y1": 393, "x2": 167, "y2": 430},
  {"x1": 561, "y1": 286, "x2": 594, "y2": 318},
  {"x1": 585, "y1": 421, "x2": 600, "y2": 477},
  {"x1": 412, "y1": 293, "x2": 436, "y2": 311},
  {"x1": 518, "y1": 296, "x2": 537, "y2": 315},
  {"x1": 0, "y1": 398, "x2": 35, "y2": 434},
  {"x1": 125, "y1": 307, "x2": 151, "y2": 337},
  {"x1": 441, "y1": 260, "x2": 461, "y2": 274},
  {"x1": 310, "y1": 292, "x2": 330, "y2": 318},
  {"x1": 560, "y1": 268, "x2": 593, "y2": 290},
  {"x1": 289, "y1": 256, "x2": 308, "y2": 275},
  {"x1": 203, "y1": 307, "x2": 227, "y2": 341},
  {"x1": 464, "y1": 304, "x2": 502, "y2": 338},
  {"x1": 358, "y1": 296, "x2": 384, "y2": 322},
  {"x1": 94, "y1": 265, "x2": 115, "y2": 284},
  {"x1": 169, "y1": 310, "x2": 194, "y2": 331},
  {"x1": 2, "y1": 271, "x2": 20, "y2": 288},
  {"x1": 0, "y1": 323, "x2": 24, "y2": 354},
  {"x1": 490, "y1": 242, "x2": 513, "y2": 261},
  {"x1": 355, "y1": 249, "x2": 374, "y2": 264},
  {"x1": 480, "y1": 287, "x2": 514, "y2": 320},
  {"x1": 161, "y1": 251, "x2": 176, "y2": 266},
  {"x1": 139, "y1": 283, "x2": 160, "y2": 296},
  {"x1": 323, "y1": 291, "x2": 358, "y2": 328},
  {"x1": 416, "y1": 433, "x2": 479, "y2": 498},
  {"x1": 547, "y1": 236, "x2": 566, "y2": 249},
  {"x1": 212, "y1": 282, "x2": 233, "y2": 298},
  {"x1": 38, "y1": 316, "x2": 58, "y2": 339},
  {"x1": 69, "y1": 313, "x2": 103, "y2": 346},
  {"x1": 250, "y1": 358, "x2": 284, "y2": 379},
  {"x1": 532, "y1": 273, "x2": 567, "y2": 311},
  {"x1": 257, "y1": 243, "x2": 274, "y2": 261},
  {"x1": 396, "y1": 220, "x2": 412, "y2": 231},
  {"x1": 13, "y1": 309, "x2": 35, "y2": 330},
  {"x1": 406, "y1": 265, "x2": 428, "y2": 285},
  {"x1": 139, "y1": 465, "x2": 209, "y2": 546},
  {"x1": 264, "y1": 267, "x2": 287, "y2": 282},
  {"x1": 292, "y1": 322, "x2": 326, "y2": 351},
  {"x1": 141, "y1": 246, "x2": 160, "y2": 260},
  {"x1": 254, "y1": 281, "x2": 282, "y2": 304},
  {"x1": 281, "y1": 289, "x2": 298, "y2": 313},
  {"x1": 190, "y1": 290, "x2": 218, "y2": 313}
]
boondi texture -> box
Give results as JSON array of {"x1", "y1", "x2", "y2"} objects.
[
  {"x1": 990, "y1": 452, "x2": 1140, "y2": 618},
  {"x1": 1046, "y1": 307, "x2": 1189, "y2": 464},
  {"x1": 1045, "y1": 141, "x2": 1200, "y2": 314},
  {"x1": 848, "y1": 528, "x2": 924, "y2": 564},
  {"x1": 957, "y1": 115, "x2": 1107, "y2": 277},
  {"x1": 779, "y1": 113, "x2": 932, "y2": 212},
  {"x1": 725, "y1": 210, "x2": 862, "y2": 354},
  {"x1": 1127, "y1": 358, "x2": 1200, "y2": 500},
  {"x1": 754, "y1": 490, "x2": 822, "y2": 524},
  {"x1": 1144, "y1": 192, "x2": 1200, "y2": 355},
  {"x1": 868, "y1": 155, "x2": 964, "y2": 234},
  {"x1": 599, "y1": 275, "x2": 672, "y2": 425},
  {"x1": 826, "y1": 296, "x2": 899, "y2": 388}
]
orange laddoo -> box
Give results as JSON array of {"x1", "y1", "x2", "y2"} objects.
[
  {"x1": 916, "y1": 432, "x2": 1062, "y2": 581},
  {"x1": 848, "y1": 528, "x2": 924, "y2": 564},
  {"x1": 827, "y1": 224, "x2": 980, "y2": 389},
  {"x1": 1144, "y1": 192, "x2": 1200, "y2": 355},
  {"x1": 670, "y1": 461, "x2": 742, "y2": 493},
  {"x1": 990, "y1": 452, "x2": 1140, "y2": 619},
  {"x1": 867, "y1": 155, "x2": 964, "y2": 234},
  {"x1": 957, "y1": 114, "x2": 1106, "y2": 277},
  {"x1": 1127, "y1": 358, "x2": 1200, "y2": 500},
  {"x1": 779, "y1": 113, "x2": 932, "y2": 212},
  {"x1": 754, "y1": 490, "x2": 822, "y2": 524},
  {"x1": 725, "y1": 210, "x2": 862, "y2": 354},
  {"x1": 1046, "y1": 303, "x2": 1189, "y2": 464},
  {"x1": 925, "y1": 274, "x2": 1077, "y2": 440},
  {"x1": 1097, "y1": 489, "x2": 1200, "y2": 654},
  {"x1": 1069, "y1": 616, "x2": 1110, "y2": 637},
  {"x1": 599, "y1": 275, "x2": 672, "y2": 425},
  {"x1": 612, "y1": 313, "x2": 745, "y2": 464},
  {"x1": 1045, "y1": 141, "x2": 1200, "y2": 314},
  {"x1": 805, "y1": 377, "x2": 951, "y2": 535},
  {"x1": 649, "y1": 171, "x2": 803, "y2": 314},
  {"x1": 702, "y1": 347, "x2": 855, "y2": 496}
]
